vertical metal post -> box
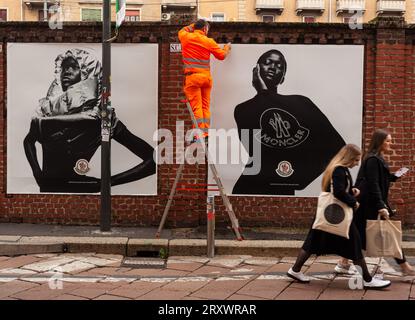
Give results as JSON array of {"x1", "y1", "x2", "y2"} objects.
[
  {"x1": 328, "y1": 0, "x2": 332, "y2": 23},
  {"x1": 100, "y1": 0, "x2": 112, "y2": 232},
  {"x1": 207, "y1": 195, "x2": 215, "y2": 258},
  {"x1": 21, "y1": 0, "x2": 24, "y2": 21},
  {"x1": 43, "y1": 0, "x2": 48, "y2": 21}
]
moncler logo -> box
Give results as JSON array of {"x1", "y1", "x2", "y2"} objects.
[
  {"x1": 255, "y1": 108, "x2": 310, "y2": 149},
  {"x1": 73, "y1": 159, "x2": 90, "y2": 175},
  {"x1": 275, "y1": 160, "x2": 294, "y2": 177}
]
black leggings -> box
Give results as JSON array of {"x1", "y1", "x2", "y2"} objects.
[
  {"x1": 395, "y1": 253, "x2": 406, "y2": 265},
  {"x1": 292, "y1": 249, "x2": 373, "y2": 282}
]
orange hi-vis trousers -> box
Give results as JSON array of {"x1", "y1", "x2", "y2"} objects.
[{"x1": 183, "y1": 72, "x2": 212, "y2": 139}]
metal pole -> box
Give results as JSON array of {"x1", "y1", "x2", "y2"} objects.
[
  {"x1": 328, "y1": 0, "x2": 332, "y2": 23},
  {"x1": 43, "y1": 0, "x2": 48, "y2": 21},
  {"x1": 100, "y1": 0, "x2": 112, "y2": 231},
  {"x1": 207, "y1": 195, "x2": 215, "y2": 258}
]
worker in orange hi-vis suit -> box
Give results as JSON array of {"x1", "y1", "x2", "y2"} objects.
[{"x1": 178, "y1": 19, "x2": 231, "y2": 142}]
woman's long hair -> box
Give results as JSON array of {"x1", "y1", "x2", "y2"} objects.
[
  {"x1": 321, "y1": 144, "x2": 361, "y2": 191},
  {"x1": 363, "y1": 128, "x2": 389, "y2": 160}
]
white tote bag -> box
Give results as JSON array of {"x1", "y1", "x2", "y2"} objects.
[{"x1": 312, "y1": 184, "x2": 354, "y2": 239}]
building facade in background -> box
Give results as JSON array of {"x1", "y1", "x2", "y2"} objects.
[{"x1": 0, "y1": 0, "x2": 414, "y2": 23}]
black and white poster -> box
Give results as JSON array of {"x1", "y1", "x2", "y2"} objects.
[
  {"x1": 209, "y1": 45, "x2": 364, "y2": 197},
  {"x1": 7, "y1": 43, "x2": 158, "y2": 195}
]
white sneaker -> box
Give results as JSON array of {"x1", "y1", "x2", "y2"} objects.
[
  {"x1": 287, "y1": 267, "x2": 310, "y2": 283},
  {"x1": 363, "y1": 278, "x2": 391, "y2": 289},
  {"x1": 334, "y1": 263, "x2": 359, "y2": 275}
]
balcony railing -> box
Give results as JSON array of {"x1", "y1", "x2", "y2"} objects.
[
  {"x1": 162, "y1": 0, "x2": 197, "y2": 8},
  {"x1": 77, "y1": 1, "x2": 145, "y2": 4},
  {"x1": 376, "y1": 0, "x2": 406, "y2": 14},
  {"x1": 296, "y1": 0, "x2": 325, "y2": 13},
  {"x1": 125, "y1": 1, "x2": 145, "y2": 4},
  {"x1": 255, "y1": 0, "x2": 284, "y2": 11},
  {"x1": 336, "y1": 0, "x2": 366, "y2": 13},
  {"x1": 24, "y1": 0, "x2": 54, "y2": 8}
]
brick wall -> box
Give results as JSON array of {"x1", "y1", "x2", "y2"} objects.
[{"x1": 0, "y1": 18, "x2": 414, "y2": 229}]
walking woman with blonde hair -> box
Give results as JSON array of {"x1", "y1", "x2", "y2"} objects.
[{"x1": 287, "y1": 144, "x2": 391, "y2": 289}]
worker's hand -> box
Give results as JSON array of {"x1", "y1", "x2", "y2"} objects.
[
  {"x1": 352, "y1": 187, "x2": 360, "y2": 198},
  {"x1": 378, "y1": 208, "x2": 390, "y2": 220},
  {"x1": 252, "y1": 64, "x2": 267, "y2": 92},
  {"x1": 187, "y1": 24, "x2": 195, "y2": 32}
]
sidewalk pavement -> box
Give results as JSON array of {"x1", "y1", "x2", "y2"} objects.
[
  {"x1": 2, "y1": 223, "x2": 415, "y2": 300},
  {"x1": 1, "y1": 223, "x2": 415, "y2": 258},
  {"x1": 0, "y1": 252, "x2": 414, "y2": 300}
]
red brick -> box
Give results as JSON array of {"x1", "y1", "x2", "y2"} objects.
[{"x1": 0, "y1": 18, "x2": 414, "y2": 228}]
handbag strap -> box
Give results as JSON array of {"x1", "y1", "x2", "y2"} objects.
[
  {"x1": 345, "y1": 170, "x2": 351, "y2": 193},
  {"x1": 329, "y1": 168, "x2": 351, "y2": 194}
]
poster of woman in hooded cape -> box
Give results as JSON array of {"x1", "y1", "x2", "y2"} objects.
[{"x1": 7, "y1": 44, "x2": 158, "y2": 195}]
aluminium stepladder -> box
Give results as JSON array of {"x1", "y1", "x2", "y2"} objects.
[{"x1": 155, "y1": 100, "x2": 243, "y2": 241}]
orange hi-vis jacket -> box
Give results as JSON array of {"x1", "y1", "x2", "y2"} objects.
[{"x1": 178, "y1": 24, "x2": 228, "y2": 75}]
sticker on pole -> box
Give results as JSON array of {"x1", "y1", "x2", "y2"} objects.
[{"x1": 101, "y1": 128, "x2": 110, "y2": 142}]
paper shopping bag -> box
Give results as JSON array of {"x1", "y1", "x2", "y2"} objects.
[{"x1": 366, "y1": 218, "x2": 403, "y2": 259}]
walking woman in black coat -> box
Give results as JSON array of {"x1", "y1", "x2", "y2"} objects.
[
  {"x1": 287, "y1": 144, "x2": 390, "y2": 289},
  {"x1": 354, "y1": 129, "x2": 415, "y2": 278}
]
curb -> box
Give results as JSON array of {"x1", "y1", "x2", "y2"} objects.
[
  {"x1": 0, "y1": 243, "x2": 65, "y2": 256},
  {"x1": 168, "y1": 239, "x2": 303, "y2": 257},
  {"x1": 1, "y1": 235, "x2": 415, "y2": 257}
]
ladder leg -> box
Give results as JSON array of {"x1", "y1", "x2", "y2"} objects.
[
  {"x1": 185, "y1": 101, "x2": 199, "y2": 129},
  {"x1": 155, "y1": 163, "x2": 185, "y2": 238},
  {"x1": 208, "y1": 162, "x2": 243, "y2": 241},
  {"x1": 185, "y1": 100, "x2": 243, "y2": 241}
]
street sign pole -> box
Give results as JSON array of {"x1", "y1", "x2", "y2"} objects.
[{"x1": 100, "y1": 0, "x2": 112, "y2": 231}]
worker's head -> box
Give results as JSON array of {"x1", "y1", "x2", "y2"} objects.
[
  {"x1": 194, "y1": 19, "x2": 210, "y2": 35},
  {"x1": 257, "y1": 49, "x2": 287, "y2": 88}
]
